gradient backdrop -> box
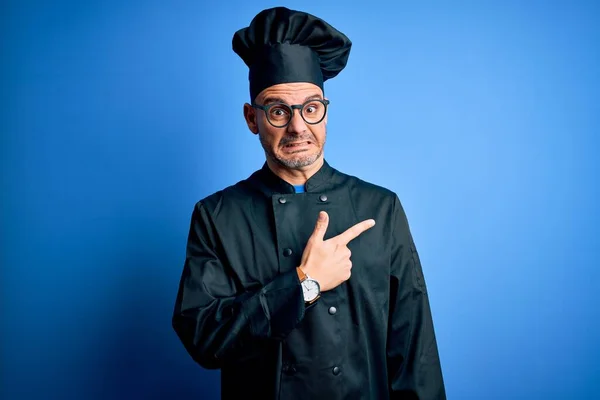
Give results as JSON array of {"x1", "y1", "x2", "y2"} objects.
[{"x1": 2, "y1": 1, "x2": 599, "y2": 399}]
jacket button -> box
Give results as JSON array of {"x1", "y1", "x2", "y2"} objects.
[
  {"x1": 328, "y1": 306, "x2": 337, "y2": 315},
  {"x1": 283, "y1": 248, "x2": 293, "y2": 257},
  {"x1": 332, "y1": 366, "x2": 340, "y2": 375},
  {"x1": 283, "y1": 364, "x2": 296, "y2": 375},
  {"x1": 278, "y1": 197, "x2": 287, "y2": 204},
  {"x1": 319, "y1": 194, "x2": 328, "y2": 202}
]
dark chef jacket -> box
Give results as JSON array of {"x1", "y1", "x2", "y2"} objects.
[{"x1": 172, "y1": 160, "x2": 446, "y2": 399}]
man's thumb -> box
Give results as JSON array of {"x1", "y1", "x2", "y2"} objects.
[{"x1": 311, "y1": 211, "x2": 329, "y2": 240}]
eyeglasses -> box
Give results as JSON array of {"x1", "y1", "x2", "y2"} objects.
[{"x1": 252, "y1": 99, "x2": 330, "y2": 128}]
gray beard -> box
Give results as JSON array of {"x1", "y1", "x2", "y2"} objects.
[{"x1": 258, "y1": 130, "x2": 326, "y2": 169}]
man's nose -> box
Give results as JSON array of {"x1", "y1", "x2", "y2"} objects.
[{"x1": 286, "y1": 109, "x2": 307, "y2": 134}]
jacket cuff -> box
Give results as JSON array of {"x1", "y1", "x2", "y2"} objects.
[{"x1": 244, "y1": 269, "x2": 305, "y2": 340}]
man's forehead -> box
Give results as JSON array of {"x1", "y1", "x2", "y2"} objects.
[{"x1": 256, "y1": 83, "x2": 324, "y2": 103}]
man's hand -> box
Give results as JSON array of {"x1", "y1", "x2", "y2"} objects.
[{"x1": 298, "y1": 211, "x2": 375, "y2": 292}]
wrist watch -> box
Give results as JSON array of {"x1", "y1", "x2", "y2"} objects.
[{"x1": 297, "y1": 267, "x2": 321, "y2": 304}]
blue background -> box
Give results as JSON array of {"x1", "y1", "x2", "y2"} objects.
[{"x1": 2, "y1": 1, "x2": 599, "y2": 399}]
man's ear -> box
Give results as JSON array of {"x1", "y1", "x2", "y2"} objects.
[{"x1": 243, "y1": 103, "x2": 259, "y2": 134}]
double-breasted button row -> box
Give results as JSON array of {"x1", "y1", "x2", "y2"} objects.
[
  {"x1": 284, "y1": 364, "x2": 338, "y2": 375},
  {"x1": 278, "y1": 195, "x2": 328, "y2": 203}
]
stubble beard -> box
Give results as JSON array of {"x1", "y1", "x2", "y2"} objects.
[{"x1": 259, "y1": 130, "x2": 326, "y2": 169}]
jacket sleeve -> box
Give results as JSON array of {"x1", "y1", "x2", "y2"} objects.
[
  {"x1": 172, "y1": 201, "x2": 305, "y2": 369},
  {"x1": 387, "y1": 195, "x2": 446, "y2": 399}
]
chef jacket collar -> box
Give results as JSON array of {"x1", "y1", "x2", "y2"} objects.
[{"x1": 254, "y1": 159, "x2": 336, "y2": 195}]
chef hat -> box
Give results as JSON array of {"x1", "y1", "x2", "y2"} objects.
[{"x1": 232, "y1": 7, "x2": 352, "y2": 101}]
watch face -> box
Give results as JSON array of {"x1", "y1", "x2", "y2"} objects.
[{"x1": 302, "y1": 279, "x2": 320, "y2": 302}]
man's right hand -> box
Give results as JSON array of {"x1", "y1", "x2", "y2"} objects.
[{"x1": 298, "y1": 211, "x2": 375, "y2": 292}]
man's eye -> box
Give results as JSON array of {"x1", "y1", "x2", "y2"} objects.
[
  {"x1": 304, "y1": 104, "x2": 320, "y2": 114},
  {"x1": 270, "y1": 107, "x2": 289, "y2": 117}
]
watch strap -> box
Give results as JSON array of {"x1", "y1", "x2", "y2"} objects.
[{"x1": 296, "y1": 266, "x2": 307, "y2": 282}]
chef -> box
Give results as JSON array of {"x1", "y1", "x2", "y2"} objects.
[{"x1": 172, "y1": 6, "x2": 446, "y2": 399}]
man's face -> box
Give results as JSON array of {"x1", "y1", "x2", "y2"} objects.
[{"x1": 244, "y1": 82, "x2": 327, "y2": 169}]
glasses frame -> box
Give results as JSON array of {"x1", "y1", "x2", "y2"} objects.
[{"x1": 252, "y1": 99, "x2": 330, "y2": 128}]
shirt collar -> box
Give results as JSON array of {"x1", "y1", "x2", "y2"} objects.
[{"x1": 250, "y1": 159, "x2": 336, "y2": 195}]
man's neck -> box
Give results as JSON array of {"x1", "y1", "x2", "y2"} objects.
[{"x1": 266, "y1": 156, "x2": 324, "y2": 186}]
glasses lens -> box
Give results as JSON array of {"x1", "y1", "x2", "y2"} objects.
[
  {"x1": 266, "y1": 104, "x2": 291, "y2": 127},
  {"x1": 301, "y1": 100, "x2": 326, "y2": 124}
]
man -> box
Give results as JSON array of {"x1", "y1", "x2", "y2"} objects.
[{"x1": 172, "y1": 6, "x2": 445, "y2": 399}]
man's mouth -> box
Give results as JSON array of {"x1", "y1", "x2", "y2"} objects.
[{"x1": 284, "y1": 141, "x2": 311, "y2": 148}]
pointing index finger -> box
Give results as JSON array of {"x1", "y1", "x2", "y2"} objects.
[{"x1": 334, "y1": 219, "x2": 376, "y2": 245}]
